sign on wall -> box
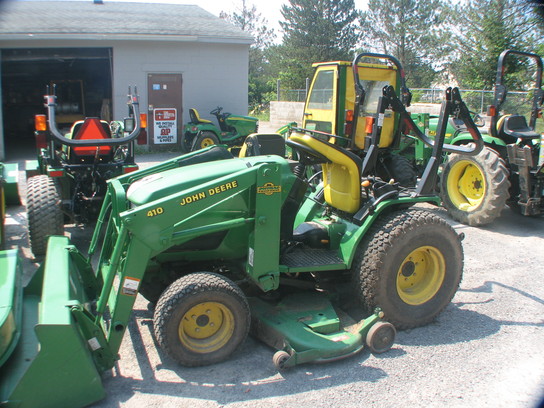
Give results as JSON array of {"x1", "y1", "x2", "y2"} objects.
[{"x1": 153, "y1": 108, "x2": 177, "y2": 144}]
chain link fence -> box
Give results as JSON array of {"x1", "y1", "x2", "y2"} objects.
[
  {"x1": 276, "y1": 80, "x2": 533, "y2": 116},
  {"x1": 411, "y1": 88, "x2": 532, "y2": 115}
]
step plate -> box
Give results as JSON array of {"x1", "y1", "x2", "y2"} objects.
[{"x1": 281, "y1": 248, "x2": 344, "y2": 268}]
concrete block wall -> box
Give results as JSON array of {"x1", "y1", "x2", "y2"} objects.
[{"x1": 270, "y1": 101, "x2": 304, "y2": 128}]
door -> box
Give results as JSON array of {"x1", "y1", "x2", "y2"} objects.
[
  {"x1": 302, "y1": 66, "x2": 338, "y2": 134},
  {"x1": 147, "y1": 73, "x2": 183, "y2": 148}
]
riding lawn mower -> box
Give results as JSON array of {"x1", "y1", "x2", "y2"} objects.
[{"x1": 182, "y1": 106, "x2": 258, "y2": 152}]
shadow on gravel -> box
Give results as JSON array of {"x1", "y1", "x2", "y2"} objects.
[
  {"x1": 396, "y1": 280, "x2": 544, "y2": 349},
  {"x1": 460, "y1": 280, "x2": 544, "y2": 307},
  {"x1": 421, "y1": 204, "x2": 544, "y2": 239},
  {"x1": 95, "y1": 306, "x2": 395, "y2": 406}
]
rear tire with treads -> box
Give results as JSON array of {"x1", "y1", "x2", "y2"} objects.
[
  {"x1": 27, "y1": 175, "x2": 64, "y2": 256},
  {"x1": 353, "y1": 209, "x2": 463, "y2": 329},
  {"x1": 440, "y1": 146, "x2": 510, "y2": 226},
  {"x1": 192, "y1": 131, "x2": 220, "y2": 151}
]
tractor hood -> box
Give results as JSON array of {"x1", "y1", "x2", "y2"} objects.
[{"x1": 126, "y1": 158, "x2": 250, "y2": 206}]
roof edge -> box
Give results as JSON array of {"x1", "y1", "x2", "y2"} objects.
[{"x1": 0, "y1": 33, "x2": 253, "y2": 44}]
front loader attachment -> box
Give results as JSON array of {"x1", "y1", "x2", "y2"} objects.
[
  {"x1": 1, "y1": 163, "x2": 21, "y2": 206},
  {"x1": 0, "y1": 237, "x2": 105, "y2": 408}
]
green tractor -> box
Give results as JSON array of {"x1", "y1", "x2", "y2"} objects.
[
  {"x1": 437, "y1": 50, "x2": 544, "y2": 225},
  {"x1": 0, "y1": 62, "x2": 483, "y2": 406},
  {"x1": 182, "y1": 106, "x2": 259, "y2": 152},
  {"x1": 405, "y1": 50, "x2": 544, "y2": 226},
  {"x1": 26, "y1": 86, "x2": 145, "y2": 256}
]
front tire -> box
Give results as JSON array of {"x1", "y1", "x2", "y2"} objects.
[
  {"x1": 440, "y1": 146, "x2": 510, "y2": 226},
  {"x1": 153, "y1": 272, "x2": 250, "y2": 367},
  {"x1": 192, "y1": 131, "x2": 220, "y2": 151},
  {"x1": 27, "y1": 175, "x2": 64, "y2": 256},
  {"x1": 353, "y1": 209, "x2": 463, "y2": 329}
]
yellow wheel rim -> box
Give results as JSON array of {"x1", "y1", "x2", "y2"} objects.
[
  {"x1": 446, "y1": 160, "x2": 486, "y2": 211},
  {"x1": 178, "y1": 302, "x2": 234, "y2": 353},
  {"x1": 200, "y1": 137, "x2": 216, "y2": 148},
  {"x1": 397, "y1": 246, "x2": 446, "y2": 305}
]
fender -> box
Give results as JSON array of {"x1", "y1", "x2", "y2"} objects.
[
  {"x1": 451, "y1": 131, "x2": 507, "y2": 148},
  {"x1": 341, "y1": 195, "x2": 441, "y2": 268}
]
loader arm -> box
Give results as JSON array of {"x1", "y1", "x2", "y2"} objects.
[{"x1": 88, "y1": 155, "x2": 297, "y2": 357}]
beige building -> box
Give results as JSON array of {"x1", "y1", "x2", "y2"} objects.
[{"x1": 0, "y1": 0, "x2": 253, "y2": 159}]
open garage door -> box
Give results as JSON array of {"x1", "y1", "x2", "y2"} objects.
[{"x1": 1, "y1": 47, "x2": 113, "y2": 160}]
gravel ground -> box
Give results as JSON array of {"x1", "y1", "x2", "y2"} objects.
[{"x1": 4, "y1": 147, "x2": 544, "y2": 408}]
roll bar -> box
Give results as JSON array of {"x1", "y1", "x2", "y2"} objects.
[
  {"x1": 492, "y1": 50, "x2": 543, "y2": 133},
  {"x1": 387, "y1": 86, "x2": 484, "y2": 155},
  {"x1": 352, "y1": 52, "x2": 412, "y2": 108},
  {"x1": 45, "y1": 87, "x2": 142, "y2": 147},
  {"x1": 369, "y1": 86, "x2": 484, "y2": 195}
]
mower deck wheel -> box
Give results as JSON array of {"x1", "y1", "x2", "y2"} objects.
[
  {"x1": 366, "y1": 321, "x2": 396, "y2": 354},
  {"x1": 153, "y1": 272, "x2": 250, "y2": 367},
  {"x1": 272, "y1": 350, "x2": 291, "y2": 370}
]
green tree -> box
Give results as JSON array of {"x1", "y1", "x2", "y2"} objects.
[
  {"x1": 275, "y1": 0, "x2": 361, "y2": 88},
  {"x1": 359, "y1": 0, "x2": 447, "y2": 88},
  {"x1": 448, "y1": 0, "x2": 542, "y2": 90},
  {"x1": 220, "y1": 1, "x2": 277, "y2": 110}
]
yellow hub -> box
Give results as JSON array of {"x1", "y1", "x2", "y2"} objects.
[
  {"x1": 397, "y1": 246, "x2": 446, "y2": 305},
  {"x1": 446, "y1": 160, "x2": 485, "y2": 211},
  {"x1": 178, "y1": 302, "x2": 234, "y2": 353},
  {"x1": 200, "y1": 137, "x2": 216, "y2": 148}
]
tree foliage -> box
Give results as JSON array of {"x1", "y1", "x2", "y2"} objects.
[
  {"x1": 447, "y1": 0, "x2": 543, "y2": 89},
  {"x1": 219, "y1": 0, "x2": 543, "y2": 111},
  {"x1": 359, "y1": 0, "x2": 447, "y2": 88},
  {"x1": 275, "y1": 0, "x2": 361, "y2": 88},
  {"x1": 220, "y1": 1, "x2": 277, "y2": 110}
]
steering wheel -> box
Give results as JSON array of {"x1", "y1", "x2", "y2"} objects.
[
  {"x1": 469, "y1": 110, "x2": 484, "y2": 126},
  {"x1": 285, "y1": 139, "x2": 329, "y2": 165},
  {"x1": 210, "y1": 107, "x2": 223, "y2": 116}
]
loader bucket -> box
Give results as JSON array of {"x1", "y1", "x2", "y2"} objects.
[
  {"x1": 0, "y1": 237, "x2": 105, "y2": 408},
  {"x1": 1, "y1": 163, "x2": 21, "y2": 205},
  {"x1": 0, "y1": 250, "x2": 22, "y2": 367}
]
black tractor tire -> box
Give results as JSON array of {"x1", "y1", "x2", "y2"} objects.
[
  {"x1": 353, "y1": 209, "x2": 463, "y2": 330},
  {"x1": 378, "y1": 153, "x2": 418, "y2": 187},
  {"x1": 180, "y1": 133, "x2": 194, "y2": 153},
  {"x1": 153, "y1": 272, "x2": 250, "y2": 367},
  {"x1": 27, "y1": 175, "x2": 64, "y2": 256},
  {"x1": 440, "y1": 146, "x2": 510, "y2": 226},
  {"x1": 192, "y1": 132, "x2": 220, "y2": 151}
]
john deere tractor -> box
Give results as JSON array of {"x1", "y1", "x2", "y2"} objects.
[
  {"x1": 0, "y1": 53, "x2": 483, "y2": 406},
  {"x1": 438, "y1": 50, "x2": 544, "y2": 225},
  {"x1": 26, "y1": 86, "x2": 145, "y2": 256}
]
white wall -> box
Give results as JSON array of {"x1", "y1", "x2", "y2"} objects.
[
  {"x1": 0, "y1": 38, "x2": 250, "y2": 156},
  {"x1": 112, "y1": 41, "x2": 250, "y2": 124}
]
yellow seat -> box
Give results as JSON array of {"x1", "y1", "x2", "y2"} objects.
[
  {"x1": 289, "y1": 132, "x2": 362, "y2": 214},
  {"x1": 189, "y1": 108, "x2": 212, "y2": 124}
]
